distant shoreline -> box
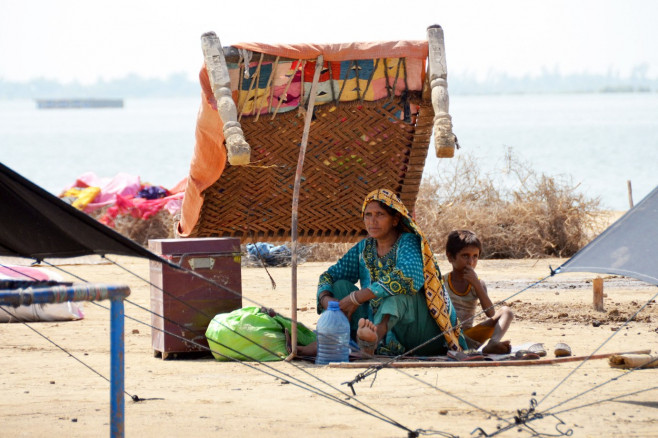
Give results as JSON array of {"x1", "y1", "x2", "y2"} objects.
[
  {"x1": 2, "y1": 72, "x2": 657, "y2": 100},
  {"x1": 35, "y1": 98, "x2": 124, "y2": 109}
]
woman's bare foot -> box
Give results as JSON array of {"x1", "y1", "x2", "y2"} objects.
[
  {"x1": 356, "y1": 318, "x2": 378, "y2": 357},
  {"x1": 482, "y1": 339, "x2": 512, "y2": 354}
]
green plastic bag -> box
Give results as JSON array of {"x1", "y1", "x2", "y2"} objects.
[{"x1": 206, "y1": 306, "x2": 316, "y2": 361}]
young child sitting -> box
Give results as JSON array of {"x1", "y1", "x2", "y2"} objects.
[{"x1": 445, "y1": 230, "x2": 514, "y2": 354}]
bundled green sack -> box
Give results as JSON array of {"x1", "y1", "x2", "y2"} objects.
[{"x1": 206, "y1": 306, "x2": 316, "y2": 361}]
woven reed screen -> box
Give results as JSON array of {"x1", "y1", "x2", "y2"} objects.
[{"x1": 190, "y1": 96, "x2": 434, "y2": 243}]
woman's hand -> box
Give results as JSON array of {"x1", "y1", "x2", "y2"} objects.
[
  {"x1": 320, "y1": 294, "x2": 336, "y2": 311},
  {"x1": 339, "y1": 296, "x2": 360, "y2": 321},
  {"x1": 339, "y1": 288, "x2": 374, "y2": 320}
]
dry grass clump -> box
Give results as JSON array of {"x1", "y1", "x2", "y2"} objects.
[
  {"x1": 89, "y1": 208, "x2": 176, "y2": 246},
  {"x1": 112, "y1": 210, "x2": 176, "y2": 246},
  {"x1": 415, "y1": 150, "x2": 603, "y2": 259},
  {"x1": 303, "y1": 243, "x2": 352, "y2": 263}
]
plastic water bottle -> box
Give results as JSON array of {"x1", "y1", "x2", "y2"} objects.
[{"x1": 315, "y1": 300, "x2": 350, "y2": 365}]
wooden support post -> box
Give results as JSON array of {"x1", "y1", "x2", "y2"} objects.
[
  {"x1": 593, "y1": 277, "x2": 605, "y2": 312},
  {"x1": 286, "y1": 55, "x2": 324, "y2": 361},
  {"x1": 201, "y1": 32, "x2": 251, "y2": 165},
  {"x1": 627, "y1": 180, "x2": 634, "y2": 209},
  {"x1": 427, "y1": 24, "x2": 456, "y2": 158}
]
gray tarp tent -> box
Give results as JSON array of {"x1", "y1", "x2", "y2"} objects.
[{"x1": 556, "y1": 185, "x2": 658, "y2": 287}]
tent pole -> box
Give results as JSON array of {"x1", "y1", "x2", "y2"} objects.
[
  {"x1": 627, "y1": 180, "x2": 634, "y2": 208},
  {"x1": 287, "y1": 55, "x2": 324, "y2": 361},
  {"x1": 110, "y1": 295, "x2": 126, "y2": 438},
  {"x1": 593, "y1": 277, "x2": 605, "y2": 312}
]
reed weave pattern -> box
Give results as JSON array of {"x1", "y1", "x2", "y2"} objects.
[{"x1": 190, "y1": 95, "x2": 434, "y2": 243}]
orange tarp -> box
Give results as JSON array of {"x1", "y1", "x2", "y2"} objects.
[{"x1": 233, "y1": 40, "x2": 428, "y2": 62}]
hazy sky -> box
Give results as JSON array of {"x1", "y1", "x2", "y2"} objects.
[{"x1": 2, "y1": 0, "x2": 657, "y2": 84}]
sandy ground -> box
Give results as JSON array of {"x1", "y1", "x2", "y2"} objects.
[{"x1": 1, "y1": 255, "x2": 657, "y2": 438}]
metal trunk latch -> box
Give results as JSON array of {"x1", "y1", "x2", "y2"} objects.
[{"x1": 188, "y1": 257, "x2": 215, "y2": 270}]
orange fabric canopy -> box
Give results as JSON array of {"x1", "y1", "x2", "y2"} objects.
[{"x1": 233, "y1": 40, "x2": 428, "y2": 61}]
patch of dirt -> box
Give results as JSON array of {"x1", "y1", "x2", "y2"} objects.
[{"x1": 506, "y1": 299, "x2": 656, "y2": 324}]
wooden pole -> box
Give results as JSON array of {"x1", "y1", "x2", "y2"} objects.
[
  {"x1": 427, "y1": 24, "x2": 456, "y2": 158},
  {"x1": 286, "y1": 55, "x2": 324, "y2": 361},
  {"x1": 329, "y1": 349, "x2": 651, "y2": 369},
  {"x1": 593, "y1": 276, "x2": 605, "y2": 312},
  {"x1": 627, "y1": 180, "x2": 634, "y2": 209}
]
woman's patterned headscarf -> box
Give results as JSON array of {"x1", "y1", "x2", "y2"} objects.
[{"x1": 362, "y1": 188, "x2": 467, "y2": 351}]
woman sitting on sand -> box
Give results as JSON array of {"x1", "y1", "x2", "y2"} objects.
[{"x1": 315, "y1": 188, "x2": 467, "y2": 357}]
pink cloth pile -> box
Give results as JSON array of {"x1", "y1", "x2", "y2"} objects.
[{"x1": 61, "y1": 172, "x2": 186, "y2": 228}]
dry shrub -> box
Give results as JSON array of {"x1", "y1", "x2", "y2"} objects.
[
  {"x1": 415, "y1": 149, "x2": 604, "y2": 259},
  {"x1": 113, "y1": 210, "x2": 176, "y2": 246},
  {"x1": 303, "y1": 243, "x2": 352, "y2": 262},
  {"x1": 89, "y1": 208, "x2": 176, "y2": 246}
]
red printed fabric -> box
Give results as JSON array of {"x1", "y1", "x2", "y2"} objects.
[{"x1": 100, "y1": 192, "x2": 184, "y2": 228}]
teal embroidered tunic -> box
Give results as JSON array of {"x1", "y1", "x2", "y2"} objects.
[{"x1": 317, "y1": 232, "x2": 448, "y2": 355}]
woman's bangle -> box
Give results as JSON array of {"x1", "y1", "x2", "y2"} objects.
[{"x1": 349, "y1": 291, "x2": 361, "y2": 306}]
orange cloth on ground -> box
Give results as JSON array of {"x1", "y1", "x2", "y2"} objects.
[{"x1": 463, "y1": 324, "x2": 496, "y2": 344}]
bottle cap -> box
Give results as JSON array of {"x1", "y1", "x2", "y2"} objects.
[{"x1": 327, "y1": 300, "x2": 340, "y2": 310}]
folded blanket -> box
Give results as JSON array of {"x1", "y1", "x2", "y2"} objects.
[{"x1": 0, "y1": 266, "x2": 84, "y2": 323}]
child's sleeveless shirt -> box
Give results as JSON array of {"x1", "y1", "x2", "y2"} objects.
[{"x1": 446, "y1": 273, "x2": 479, "y2": 330}]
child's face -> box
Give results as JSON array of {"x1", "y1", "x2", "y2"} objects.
[{"x1": 448, "y1": 245, "x2": 480, "y2": 271}]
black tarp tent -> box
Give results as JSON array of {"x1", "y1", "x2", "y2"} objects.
[
  {"x1": 556, "y1": 185, "x2": 658, "y2": 287},
  {"x1": 0, "y1": 162, "x2": 163, "y2": 263}
]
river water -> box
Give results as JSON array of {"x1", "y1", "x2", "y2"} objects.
[{"x1": 2, "y1": 93, "x2": 656, "y2": 210}]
